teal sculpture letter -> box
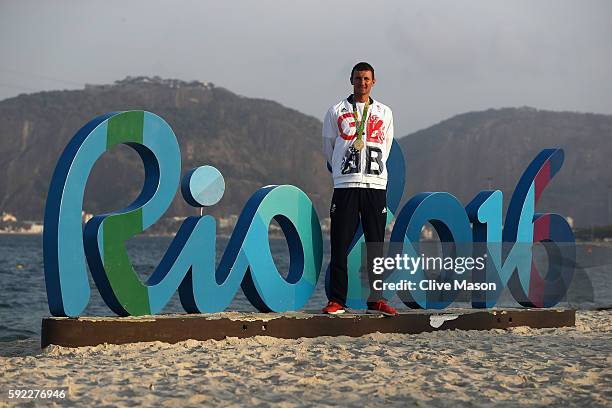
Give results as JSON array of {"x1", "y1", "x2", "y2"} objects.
[{"x1": 44, "y1": 111, "x2": 322, "y2": 317}]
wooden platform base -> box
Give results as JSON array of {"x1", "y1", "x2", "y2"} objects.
[{"x1": 41, "y1": 308, "x2": 575, "y2": 348}]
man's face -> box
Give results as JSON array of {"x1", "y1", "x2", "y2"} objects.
[{"x1": 351, "y1": 70, "x2": 375, "y2": 97}]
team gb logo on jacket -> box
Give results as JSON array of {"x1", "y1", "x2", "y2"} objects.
[
  {"x1": 367, "y1": 115, "x2": 385, "y2": 143},
  {"x1": 337, "y1": 113, "x2": 386, "y2": 142}
]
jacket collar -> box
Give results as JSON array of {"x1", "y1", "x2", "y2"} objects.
[{"x1": 347, "y1": 94, "x2": 374, "y2": 105}]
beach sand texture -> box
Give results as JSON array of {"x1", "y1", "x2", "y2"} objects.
[{"x1": 1, "y1": 310, "x2": 610, "y2": 407}]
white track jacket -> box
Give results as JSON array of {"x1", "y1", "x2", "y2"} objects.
[{"x1": 322, "y1": 95, "x2": 394, "y2": 189}]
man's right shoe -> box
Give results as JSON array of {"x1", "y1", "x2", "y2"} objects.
[
  {"x1": 366, "y1": 300, "x2": 399, "y2": 316},
  {"x1": 322, "y1": 301, "x2": 345, "y2": 315}
]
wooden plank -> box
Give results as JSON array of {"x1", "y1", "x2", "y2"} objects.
[{"x1": 40, "y1": 309, "x2": 576, "y2": 348}]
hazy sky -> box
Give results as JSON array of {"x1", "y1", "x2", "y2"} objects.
[{"x1": 1, "y1": 0, "x2": 611, "y2": 135}]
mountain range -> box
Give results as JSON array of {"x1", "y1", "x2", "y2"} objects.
[
  {"x1": 0, "y1": 76, "x2": 609, "y2": 228},
  {"x1": 398, "y1": 107, "x2": 612, "y2": 227}
]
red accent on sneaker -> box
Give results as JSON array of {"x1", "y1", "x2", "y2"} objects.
[
  {"x1": 368, "y1": 301, "x2": 399, "y2": 316},
  {"x1": 322, "y1": 301, "x2": 345, "y2": 314}
]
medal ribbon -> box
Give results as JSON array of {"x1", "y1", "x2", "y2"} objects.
[{"x1": 352, "y1": 98, "x2": 369, "y2": 143}]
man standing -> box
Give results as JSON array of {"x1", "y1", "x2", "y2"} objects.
[{"x1": 322, "y1": 62, "x2": 398, "y2": 316}]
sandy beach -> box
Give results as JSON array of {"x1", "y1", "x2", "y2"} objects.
[{"x1": 0, "y1": 310, "x2": 610, "y2": 407}]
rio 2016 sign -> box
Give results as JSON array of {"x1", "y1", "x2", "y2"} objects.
[{"x1": 43, "y1": 111, "x2": 575, "y2": 317}]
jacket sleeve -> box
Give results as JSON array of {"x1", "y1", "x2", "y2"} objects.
[
  {"x1": 322, "y1": 108, "x2": 336, "y2": 167},
  {"x1": 385, "y1": 109, "x2": 394, "y2": 156}
]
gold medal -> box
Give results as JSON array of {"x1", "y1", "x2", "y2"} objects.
[{"x1": 353, "y1": 139, "x2": 364, "y2": 150}]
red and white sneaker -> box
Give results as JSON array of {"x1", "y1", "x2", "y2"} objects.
[
  {"x1": 367, "y1": 301, "x2": 399, "y2": 316},
  {"x1": 322, "y1": 301, "x2": 345, "y2": 315}
]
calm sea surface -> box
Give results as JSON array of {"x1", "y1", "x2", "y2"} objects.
[{"x1": 0, "y1": 234, "x2": 610, "y2": 342}]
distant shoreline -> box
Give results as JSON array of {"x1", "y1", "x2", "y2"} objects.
[
  {"x1": 1, "y1": 230, "x2": 611, "y2": 245},
  {"x1": 0, "y1": 231, "x2": 283, "y2": 240},
  {"x1": 0, "y1": 231, "x2": 42, "y2": 236}
]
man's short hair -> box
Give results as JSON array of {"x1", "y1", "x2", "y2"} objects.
[{"x1": 351, "y1": 62, "x2": 375, "y2": 80}]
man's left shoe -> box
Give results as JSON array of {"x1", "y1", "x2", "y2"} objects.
[{"x1": 367, "y1": 301, "x2": 399, "y2": 316}]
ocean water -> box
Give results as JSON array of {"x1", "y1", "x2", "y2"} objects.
[{"x1": 0, "y1": 234, "x2": 610, "y2": 343}]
